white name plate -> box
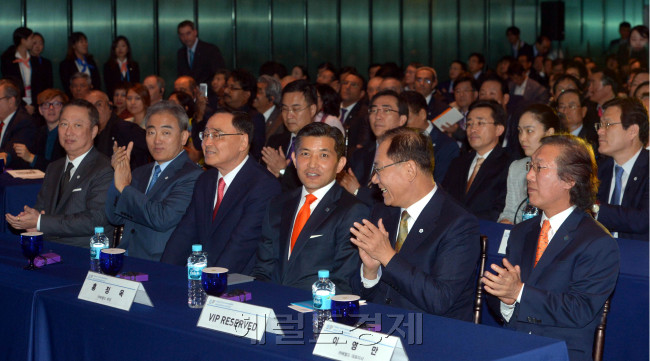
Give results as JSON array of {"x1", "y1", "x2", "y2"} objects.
[
  {"x1": 197, "y1": 296, "x2": 284, "y2": 341},
  {"x1": 78, "y1": 271, "x2": 153, "y2": 311},
  {"x1": 314, "y1": 321, "x2": 409, "y2": 361}
]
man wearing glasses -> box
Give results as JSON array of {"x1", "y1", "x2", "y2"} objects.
[
  {"x1": 483, "y1": 134, "x2": 619, "y2": 360},
  {"x1": 594, "y1": 97, "x2": 648, "y2": 241},
  {"x1": 350, "y1": 127, "x2": 480, "y2": 321},
  {"x1": 162, "y1": 111, "x2": 280, "y2": 273},
  {"x1": 556, "y1": 89, "x2": 599, "y2": 158},
  {"x1": 442, "y1": 99, "x2": 512, "y2": 221},
  {"x1": 413, "y1": 66, "x2": 449, "y2": 120},
  {"x1": 0, "y1": 79, "x2": 36, "y2": 169}
]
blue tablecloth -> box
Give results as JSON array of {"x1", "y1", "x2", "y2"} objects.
[
  {"x1": 1, "y1": 236, "x2": 569, "y2": 361},
  {"x1": 0, "y1": 172, "x2": 43, "y2": 234},
  {"x1": 479, "y1": 220, "x2": 649, "y2": 361}
]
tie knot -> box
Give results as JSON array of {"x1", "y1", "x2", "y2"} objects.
[
  {"x1": 65, "y1": 162, "x2": 74, "y2": 173},
  {"x1": 475, "y1": 157, "x2": 485, "y2": 167},
  {"x1": 153, "y1": 164, "x2": 161, "y2": 174},
  {"x1": 614, "y1": 165, "x2": 624, "y2": 178},
  {"x1": 218, "y1": 177, "x2": 226, "y2": 188},
  {"x1": 540, "y1": 219, "x2": 551, "y2": 233},
  {"x1": 305, "y1": 194, "x2": 317, "y2": 205},
  {"x1": 400, "y1": 210, "x2": 410, "y2": 222}
]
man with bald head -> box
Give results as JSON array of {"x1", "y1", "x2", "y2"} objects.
[{"x1": 414, "y1": 66, "x2": 449, "y2": 120}]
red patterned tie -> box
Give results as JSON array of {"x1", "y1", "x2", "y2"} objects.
[
  {"x1": 212, "y1": 178, "x2": 226, "y2": 221},
  {"x1": 535, "y1": 220, "x2": 551, "y2": 267}
]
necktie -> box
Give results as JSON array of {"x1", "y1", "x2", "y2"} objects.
[
  {"x1": 286, "y1": 136, "x2": 295, "y2": 160},
  {"x1": 340, "y1": 108, "x2": 348, "y2": 124},
  {"x1": 146, "y1": 164, "x2": 161, "y2": 194},
  {"x1": 58, "y1": 162, "x2": 74, "y2": 203},
  {"x1": 13, "y1": 57, "x2": 30, "y2": 69},
  {"x1": 466, "y1": 157, "x2": 485, "y2": 193},
  {"x1": 535, "y1": 220, "x2": 551, "y2": 267},
  {"x1": 598, "y1": 105, "x2": 603, "y2": 118},
  {"x1": 395, "y1": 210, "x2": 410, "y2": 253},
  {"x1": 0, "y1": 121, "x2": 5, "y2": 144},
  {"x1": 189, "y1": 49, "x2": 195, "y2": 69},
  {"x1": 290, "y1": 194, "x2": 317, "y2": 254},
  {"x1": 610, "y1": 165, "x2": 624, "y2": 205},
  {"x1": 120, "y1": 61, "x2": 128, "y2": 77},
  {"x1": 212, "y1": 178, "x2": 226, "y2": 221}
]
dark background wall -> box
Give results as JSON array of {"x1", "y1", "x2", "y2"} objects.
[{"x1": 0, "y1": 0, "x2": 647, "y2": 94}]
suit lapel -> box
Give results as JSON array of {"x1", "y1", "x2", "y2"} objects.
[
  {"x1": 146, "y1": 152, "x2": 188, "y2": 195},
  {"x1": 211, "y1": 162, "x2": 251, "y2": 232},
  {"x1": 466, "y1": 147, "x2": 500, "y2": 198},
  {"x1": 621, "y1": 150, "x2": 648, "y2": 207},
  {"x1": 520, "y1": 220, "x2": 541, "y2": 282},
  {"x1": 399, "y1": 190, "x2": 442, "y2": 254},
  {"x1": 279, "y1": 191, "x2": 302, "y2": 274},
  {"x1": 55, "y1": 149, "x2": 96, "y2": 213}
]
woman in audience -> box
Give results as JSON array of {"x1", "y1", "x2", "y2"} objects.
[
  {"x1": 314, "y1": 83, "x2": 345, "y2": 134},
  {"x1": 619, "y1": 25, "x2": 649, "y2": 70},
  {"x1": 1, "y1": 27, "x2": 37, "y2": 111},
  {"x1": 209, "y1": 69, "x2": 229, "y2": 109},
  {"x1": 13, "y1": 89, "x2": 68, "y2": 171},
  {"x1": 112, "y1": 82, "x2": 132, "y2": 119},
  {"x1": 498, "y1": 104, "x2": 560, "y2": 224},
  {"x1": 291, "y1": 65, "x2": 309, "y2": 81},
  {"x1": 125, "y1": 83, "x2": 150, "y2": 129},
  {"x1": 103, "y1": 36, "x2": 140, "y2": 99},
  {"x1": 59, "y1": 32, "x2": 101, "y2": 97}
]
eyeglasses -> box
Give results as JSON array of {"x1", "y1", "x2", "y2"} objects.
[
  {"x1": 40, "y1": 101, "x2": 63, "y2": 109},
  {"x1": 226, "y1": 85, "x2": 243, "y2": 91},
  {"x1": 415, "y1": 78, "x2": 433, "y2": 84},
  {"x1": 0, "y1": 96, "x2": 11, "y2": 101},
  {"x1": 368, "y1": 108, "x2": 399, "y2": 115},
  {"x1": 556, "y1": 104, "x2": 579, "y2": 112},
  {"x1": 199, "y1": 131, "x2": 243, "y2": 141},
  {"x1": 526, "y1": 161, "x2": 556, "y2": 173},
  {"x1": 466, "y1": 121, "x2": 495, "y2": 128},
  {"x1": 371, "y1": 160, "x2": 407, "y2": 180},
  {"x1": 594, "y1": 122, "x2": 622, "y2": 131},
  {"x1": 281, "y1": 105, "x2": 310, "y2": 115}
]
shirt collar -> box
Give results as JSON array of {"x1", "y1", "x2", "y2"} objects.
[
  {"x1": 300, "y1": 179, "x2": 336, "y2": 199},
  {"x1": 189, "y1": 38, "x2": 199, "y2": 53},
  {"x1": 402, "y1": 184, "x2": 437, "y2": 223},
  {"x1": 66, "y1": 147, "x2": 93, "y2": 170},
  {"x1": 615, "y1": 147, "x2": 643, "y2": 175},
  {"x1": 342, "y1": 101, "x2": 357, "y2": 113},
  {"x1": 570, "y1": 124, "x2": 583, "y2": 136},
  {"x1": 423, "y1": 122, "x2": 434, "y2": 136},
  {"x1": 541, "y1": 205, "x2": 577, "y2": 238},
  {"x1": 156, "y1": 150, "x2": 185, "y2": 173},
  {"x1": 262, "y1": 105, "x2": 276, "y2": 121},
  {"x1": 219, "y1": 155, "x2": 249, "y2": 187}
]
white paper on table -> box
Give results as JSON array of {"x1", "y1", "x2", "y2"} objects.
[
  {"x1": 432, "y1": 107, "x2": 464, "y2": 131},
  {"x1": 7, "y1": 169, "x2": 45, "y2": 179}
]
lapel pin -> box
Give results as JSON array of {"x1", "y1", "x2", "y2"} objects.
[
  {"x1": 419, "y1": 229, "x2": 423, "y2": 233},
  {"x1": 564, "y1": 235, "x2": 569, "y2": 241},
  {"x1": 325, "y1": 207, "x2": 330, "y2": 212},
  {"x1": 76, "y1": 175, "x2": 80, "y2": 179},
  {"x1": 164, "y1": 176, "x2": 169, "y2": 180},
  {"x1": 634, "y1": 177, "x2": 638, "y2": 181}
]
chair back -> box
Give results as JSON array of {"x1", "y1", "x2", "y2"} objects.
[
  {"x1": 473, "y1": 235, "x2": 488, "y2": 324},
  {"x1": 592, "y1": 298, "x2": 611, "y2": 361}
]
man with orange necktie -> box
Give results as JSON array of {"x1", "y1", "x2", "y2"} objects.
[
  {"x1": 483, "y1": 134, "x2": 620, "y2": 361},
  {"x1": 253, "y1": 122, "x2": 368, "y2": 293}
]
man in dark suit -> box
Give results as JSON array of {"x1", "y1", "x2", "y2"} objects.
[
  {"x1": 253, "y1": 123, "x2": 368, "y2": 293},
  {"x1": 253, "y1": 75, "x2": 285, "y2": 140},
  {"x1": 106, "y1": 101, "x2": 202, "y2": 261},
  {"x1": 0, "y1": 79, "x2": 37, "y2": 169},
  {"x1": 161, "y1": 111, "x2": 280, "y2": 274},
  {"x1": 507, "y1": 62, "x2": 549, "y2": 105},
  {"x1": 176, "y1": 20, "x2": 225, "y2": 85},
  {"x1": 86, "y1": 90, "x2": 149, "y2": 169},
  {"x1": 483, "y1": 134, "x2": 620, "y2": 360},
  {"x1": 339, "y1": 70, "x2": 371, "y2": 154},
  {"x1": 6, "y1": 99, "x2": 113, "y2": 247},
  {"x1": 350, "y1": 127, "x2": 480, "y2": 321},
  {"x1": 596, "y1": 97, "x2": 649, "y2": 241},
  {"x1": 442, "y1": 100, "x2": 512, "y2": 221},
  {"x1": 506, "y1": 26, "x2": 534, "y2": 60},
  {"x1": 414, "y1": 67, "x2": 449, "y2": 120},
  {"x1": 556, "y1": 89, "x2": 600, "y2": 157}
]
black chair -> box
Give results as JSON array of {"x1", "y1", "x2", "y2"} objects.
[
  {"x1": 473, "y1": 235, "x2": 488, "y2": 324},
  {"x1": 592, "y1": 298, "x2": 611, "y2": 361}
]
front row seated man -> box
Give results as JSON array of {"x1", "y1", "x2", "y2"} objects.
[
  {"x1": 161, "y1": 111, "x2": 281, "y2": 274},
  {"x1": 253, "y1": 122, "x2": 369, "y2": 293},
  {"x1": 350, "y1": 127, "x2": 480, "y2": 321},
  {"x1": 105, "y1": 101, "x2": 203, "y2": 261},
  {"x1": 483, "y1": 134, "x2": 620, "y2": 361},
  {"x1": 6, "y1": 99, "x2": 114, "y2": 247}
]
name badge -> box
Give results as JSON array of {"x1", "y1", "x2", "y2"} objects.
[
  {"x1": 78, "y1": 271, "x2": 153, "y2": 311},
  {"x1": 313, "y1": 321, "x2": 409, "y2": 361},
  {"x1": 197, "y1": 296, "x2": 284, "y2": 341}
]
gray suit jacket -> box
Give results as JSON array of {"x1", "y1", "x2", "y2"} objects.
[
  {"x1": 34, "y1": 147, "x2": 114, "y2": 248},
  {"x1": 105, "y1": 151, "x2": 202, "y2": 261}
]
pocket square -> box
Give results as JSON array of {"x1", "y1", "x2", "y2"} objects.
[
  {"x1": 309, "y1": 234, "x2": 323, "y2": 239},
  {"x1": 72, "y1": 188, "x2": 82, "y2": 192}
]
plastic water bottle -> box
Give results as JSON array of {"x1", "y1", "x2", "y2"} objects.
[
  {"x1": 89, "y1": 227, "x2": 110, "y2": 272},
  {"x1": 187, "y1": 244, "x2": 208, "y2": 308},
  {"x1": 522, "y1": 200, "x2": 539, "y2": 222},
  {"x1": 312, "y1": 270, "x2": 335, "y2": 335}
]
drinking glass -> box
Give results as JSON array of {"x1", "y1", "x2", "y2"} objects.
[
  {"x1": 331, "y1": 295, "x2": 361, "y2": 326},
  {"x1": 20, "y1": 232, "x2": 43, "y2": 270},
  {"x1": 202, "y1": 267, "x2": 228, "y2": 297},
  {"x1": 99, "y1": 248, "x2": 126, "y2": 276}
]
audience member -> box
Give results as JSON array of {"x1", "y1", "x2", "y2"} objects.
[
  {"x1": 556, "y1": 89, "x2": 599, "y2": 156},
  {"x1": 176, "y1": 20, "x2": 225, "y2": 84},
  {"x1": 143, "y1": 75, "x2": 165, "y2": 104},
  {"x1": 314, "y1": 84, "x2": 345, "y2": 134},
  {"x1": 468, "y1": 52, "x2": 486, "y2": 80},
  {"x1": 60, "y1": 32, "x2": 101, "y2": 98},
  {"x1": 28, "y1": 32, "x2": 54, "y2": 108},
  {"x1": 438, "y1": 60, "x2": 467, "y2": 103},
  {"x1": 507, "y1": 62, "x2": 549, "y2": 105},
  {"x1": 402, "y1": 62, "x2": 422, "y2": 91},
  {"x1": 587, "y1": 68, "x2": 619, "y2": 116},
  {"x1": 125, "y1": 83, "x2": 150, "y2": 128},
  {"x1": 1, "y1": 27, "x2": 39, "y2": 109},
  {"x1": 69, "y1": 72, "x2": 93, "y2": 100},
  {"x1": 443, "y1": 75, "x2": 478, "y2": 148},
  {"x1": 506, "y1": 26, "x2": 533, "y2": 59},
  {"x1": 339, "y1": 70, "x2": 371, "y2": 153},
  {"x1": 209, "y1": 69, "x2": 228, "y2": 109},
  {"x1": 103, "y1": 36, "x2": 140, "y2": 98},
  {"x1": 0, "y1": 79, "x2": 37, "y2": 169},
  {"x1": 112, "y1": 82, "x2": 131, "y2": 119},
  {"x1": 414, "y1": 66, "x2": 449, "y2": 120},
  {"x1": 254, "y1": 75, "x2": 284, "y2": 139},
  {"x1": 291, "y1": 65, "x2": 308, "y2": 81}
]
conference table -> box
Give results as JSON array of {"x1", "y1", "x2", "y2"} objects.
[
  {"x1": 0, "y1": 172, "x2": 43, "y2": 234},
  {"x1": 1, "y1": 234, "x2": 570, "y2": 361},
  {"x1": 479, "y1": 220, "x2": 649, "y2": 361}
]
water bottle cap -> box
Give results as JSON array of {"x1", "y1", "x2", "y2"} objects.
[
  {"x1": 318, "y1": 270, "x2": 329, "y2": 278},
  {"x1": 192, "y1": 244, "x2": 202, "y2": 252},
  {"x1": 94, "y1": 227, "x2": 104, "y2": 233}
]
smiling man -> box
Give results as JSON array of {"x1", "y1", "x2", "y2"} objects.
[
  {"x1": 162, "y1": 111, "x2": 280, "y2": 274},
  {"x1": 253, "y1": 122, "x2": 368, "y2": 293},
  {"x1": 105, "y1": 101, "x2": 202, "y2": 261}
]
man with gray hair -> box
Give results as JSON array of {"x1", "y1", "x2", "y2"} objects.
[
  {"x1": 253, "y1": 75, "x2": 285, "y2": 139},
  {"x1": 143, "y1": 75, "x2": 165, "y2": 104},
  {"x1": 105, "y1": 101, "x2": 203, "y2": 261},
  {"x1": 69, "y1": 72, "x2": 92, "y2": 100}
]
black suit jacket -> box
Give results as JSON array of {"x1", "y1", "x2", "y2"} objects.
[
  {"x1": 103, "y1": 60, "x2": 140, "y2": 97},
  {"x1": 0, "y1": 48, "x2": 53, "y2": 106},
  {"x1": 30, "y1": 125, "x2": 65, "y2": 172},
  {"x1": 577, "y1": 123, "x2": 600, "y2": 158},
  {"x1": 361, "y1": 188, "x2": 480, "y2": 321},
  {"x1": 428, "y1": 125, "x2": 459, "y2": 183},
  {"x1": 347, "y1": 142, "x2": 382, "y2": 207},
  {"x1": 426, "y1": 93, "x2": 450, "y2": 122},
  {"x1": 597, "y1": 149, "x2": 649, "y2": 241},
  {"x1": 94, "y1": 113, "x2": 149, "y2": 169},
  {"x1": 442, "y1": 145, "x2": 512, "y2": 221},
  {"x1": 0, "y1": 106, "x2": 37, "y2": 169},
  {"x1": 253, "y1": 184, "x2": 368, "y2": 293},
  {"x1": 343, "y1": 100, "x2": 372, "y2": 155},
  {"x1": 59, "y1": 57, "x2": 101, "y2": 98},
  {"x1": 264, "y1": 106, "x2": 285, "y2": 140},
  {"x1": 265, "y1": 131, "x2": 301, "y2": 192},
  {"x1": 176, "y1": 40, "x2": 225, "y2": 84}
]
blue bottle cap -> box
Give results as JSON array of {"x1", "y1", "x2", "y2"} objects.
[
  {"x1": 318, "y1": 270, "x2": 329, "y2": 278},
  {"x1": 94, "y1": 227, "x2": 104, "y2": 233},
  {"x1": 192, "y1": 244, "x2": 202, "y2": 252}
]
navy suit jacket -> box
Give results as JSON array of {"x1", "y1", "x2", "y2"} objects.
[
  {"x1": 252, "y1": 183, "x2": 368, "y2": 293},
  {"x1": 176, "y1": 40, "x2": 226, "y2": 84},
  {"x1": 442, "y1": 145, "x2": 512, "y2": 221},
  {"x1": 1, "y1": 106, "x2": 37, "y2": 169},
  {"x1": 597, "y1": 149, "x2": 649, "y2": 241},
  {"x1": 488, "y1": 209, "x2": 620, "y2": 361},
  {"x1": 347, "y1": 142, "x2": 382, "y2": 208},
  {"x1": 361, "y1": 187, "x2": 480, "y2": 321},
  {"x1": 343, "y1": 100, "x2": 372, "y2": 154},
  {"x1": 428, "y1": 125, "x2": 459, "y2": 183},
  {"x1": 105, "y1": 152, "x2": 202, "y2": 261},
  {"x1": 426, "y1": 93, "x2": 450, "y2": 121},
  {"x1": 161, "y1": 157, "x2": 281, "y2": 274},
  {"x1": 265, "y1": 131, "x2": 301, "y2": 192}
]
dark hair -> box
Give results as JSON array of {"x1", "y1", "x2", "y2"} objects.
[
  {"x1": 282, "y1": 79, "x2": 317, "y2": 106},
  {"x1": 231, "y1": 111, "x2": 254, "y2": 147},
  {"x1": 480, "y1": 74, "x2": 510, "y2": 95},
  {"x1": 315, "y1": 84, "x2": 341, "y2": 117},
  {"x1": 593, "y1": 67, "x2": 621, "y2": 95},
  {"x1": 620, "y1": 22, "x2": 631, "y2": 29},
  {"x1": 565, "y1": 60, "x2": 589, "y2": 82},
  {"x1": 295, "y1": 122, "x2": 346, "y2": 159},
  {"x1": 468, "y1": 99, "x2": 507, "y2": 127},
  {"x1": 292, "y1": 65, "x2": 309, "y2": 81},
  {"x1": 633, "y1": 80, "x2": 649, "y2": 99},
  {"x1": 539, "y1": 134, "x2": 598, "y2": 211},
  {"x1": 342, "y1": 69, "x2": 366, "y2": 91},
  {"x1": 556, "y1": 89, "x2": 585, "y2": 107},
  {"x1": 32, "y1": 32, "x2": 44, "y2": 44},
  {"x1": 553, "y1": 74, "x2": 583, "y2": 94},
  {"x1": 507, "y1": 62, "x2": 525, "y2": 77},
  {"x1": 66, "y1": 32, "x2": 91, "y2": 61},
  {"x1": 378, "y1": 127, "x2": 435, "y2": 175},
  {"x1": 451, "y1": 60, "x2": 468, "y2": 72},
  {"x1": 535, "y1": 35, "x2": 551, "y2": 44},
  {"x1": 469, "y1": 52, "x2": 486, "y2": 66},
  {"x1": 506, "y1": 26, "x2": 520, "y2": 36},
  {"x1": 108, "y1": 36, "x2": 133, "y2": 64},
  {"x1": 145, "y1": 100, "x2": 190, "y2": 131},
  {"x1": 375, "y1": 63, "x2": 403, "y2": 80},
  {"x1": 407, "y1": 62, "x2": 424, "y2": 69},
  {"x1": 371, "y1": 89, "x2": 409, "y2": 116},
  {"x1": 399, "y1": 91, "x2": 427, "y2": 114},
  {"x1": 169, "y1": 91, "x2": 196, "y2": 119},
  {"x1": 521, "y1": 104, "x2": 561, "y2": 132},
  {"x1": 13, "y1": 27, "x2": 33, "y2": 47},
  {"x1": 259, "y1": 61, "x2": 288, "y2": 79},
  {"x1": 603, "y1": 97, "x2": 649, "y2": 146},
  {"x1": 128, "y1": 83, "x2": 151, "y2": 108},
  {"x1": 63, "y1": 98, "x2": 100, "y2": 128},
  {"x1": 177, "y1": 20, "x2": 195, "y2": 31},
  {"x1": 229, "y1": 69, "x2": 257, "y2": 105},
  {"x1": 631, "y1": 25, "x2": 649, "y2": 40},
  {"x1": 453, "y1": 75, "x2": 479, "y2": 92},
  {"x1": 498, "y1": 55, "x2": 516, "y2": 66},
  {"x1": 517, "y1": 53, "x2": 533, "y2": 64},
  {"x1": 257, "y1": 75, "x2": 282, "y2": 106}
]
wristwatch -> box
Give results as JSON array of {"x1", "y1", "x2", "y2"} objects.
[
  {"x1": 591, "y1": 201, "x2": 600, "y2": 219},
  {"x1": 278, "y1": 168, "x2": 286, "y2": 176}
]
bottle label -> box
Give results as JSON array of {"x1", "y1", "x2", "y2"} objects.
[
  {"x1": 313, "y1": 291, "x2": 332, "y2": 310},
  {"x1": 188, "y1": 262, "x2": 206, "y2": 280},
  {"x1": 90, "y1": 243, "x2": 105, "y2": 260}
]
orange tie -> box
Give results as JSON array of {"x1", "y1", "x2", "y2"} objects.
[
  {"x1": 120, "y1": 61, "x2": 128, "y2": 75},
  {"x1": 535, "y1": 220, "x2": 551, "y2": 267},
  {"x1": 13, "y1": 57, "x2": 30, "y2": 69},
  {"x1": 290, "y1": 194, "x2": 317, "y2": 253},
  {"x1": 466, "y1": 157, "x2": 485, "y2": 193}
]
